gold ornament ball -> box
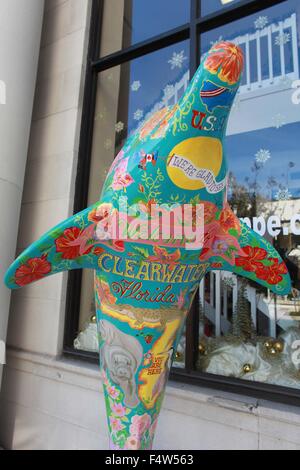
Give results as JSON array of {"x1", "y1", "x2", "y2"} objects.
[
  {"x1": 264, "y1": 339, "x2": 273, "y2": 350},
  {"x1": 269, "y1": 347, "x2": 277, "y2": 355},
  {"x1": 273, "y1": 340, "x2": 284, "y2": 353},
  {"x1": 198, "y1": 343, "x2": 206, "y2": 355},
  {"x1": 175, "y1": 351, "x2": 182, "y2": 360},
  {"x1": 243, "y1": 364, "x2": 252, "y2": 374},
  {"x1": 90, "y1": 314, "x2": 97, "y2": 324}
]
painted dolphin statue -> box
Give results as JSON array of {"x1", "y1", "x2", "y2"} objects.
[{"x1": 4, "y1": 42, "x2": 291, "y2": 450}]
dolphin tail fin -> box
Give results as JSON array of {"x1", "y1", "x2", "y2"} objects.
[
  {"x1": 204, "y1": 206, "x2": 291, "y2": 296},
  {"x1": 4, "y1": 202, "x2": 107, "y2": 289}
]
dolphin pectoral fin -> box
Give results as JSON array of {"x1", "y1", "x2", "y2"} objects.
[
  {"x1": 206, "y1": 219, "x2": 292, "y2": 296},
  {"x1": 4, "y1": 202, "x2": 104, "y2": 289}
]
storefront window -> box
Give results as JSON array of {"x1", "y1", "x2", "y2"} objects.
[
  {"x1": 68, "y1": 0, "x2": 300, "y2": 402},
  {"x1": 99, "y1": 0, "x2": 190, "y2": 57},
  {"x1": 196, "y1": 0, "x2": 300, "y2": 389}
]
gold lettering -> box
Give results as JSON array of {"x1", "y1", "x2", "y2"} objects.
[
  {"x1": 112, "y1": 255, "x2": 124, "y2": 276},
  {"x1": 136, "y1": 261, "x2": 150, "y2": 281},
  {"x1": 98, "y1": 253, "x2": 208, "y2": 284},
  {"x1": 161, "y1": 264, "x2": 178, "y2": 283},
  {"x1": 172, "y1": 265, "x2": 186, "y2": 283},
  {"x1": 98, "y1": 253, "x2": 113, "y2": 272},
  {"x1": 125, "y1": 259, "x2": 137, "y2": 278},
  {"x1": 150, "y1": 262, "x2": 162, "y2": 282}
]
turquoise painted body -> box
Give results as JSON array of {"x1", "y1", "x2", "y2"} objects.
[{"x1": 4, "y1": 43, "x2": 291, "y2": 450}]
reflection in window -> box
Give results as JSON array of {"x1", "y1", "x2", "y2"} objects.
[
  {"x1": 74, "y1": 41, "x2": 190, "y2": 352},
  {"x1": 197, "y1": 0, "x2": 300, "y2": 389},
  {"x1": 100, "y1": 0, "x2": 190, "y2": 57},
  {"x1": 200, "y1": 0, "x2": 249, "y2": 17}
]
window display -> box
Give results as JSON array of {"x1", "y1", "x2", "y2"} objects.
[{"x1": 196, "y1": 0, "x2": 300, "y2": 389}]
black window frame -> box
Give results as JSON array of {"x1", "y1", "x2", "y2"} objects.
[{"x1": 63, "y1": 0, "x2": 300, "y2": 407}]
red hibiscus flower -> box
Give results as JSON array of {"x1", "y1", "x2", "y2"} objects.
[
  {"x1": 148, "y1": 246, "x2": 181, "y2": 267},
  {"x1": 203, "y1": 201, "x2": 218, "y2": 224},
  {"x1": 235, "y1": 245, "x2": 267, "y2": 272},
  {"x1": 202, "y1": 221, "x2": 220, "y2": 249},
  {"x1": 219, "y1": 205, "x2": 240, "y2": 233},
  {"x1": 255, "y1": 258, "x2": 288, "y2": 285},
  {"x1": 15, "y1": 255, "x2": 51, "y2": 286},
  {"x1": 55, "y1": 227, "x2": 93, "y2": 259},
  {"x1": 204, "y1": 42, "x2": 244, "y2": 85}
]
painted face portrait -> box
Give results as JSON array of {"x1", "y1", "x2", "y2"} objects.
[{"x1": 99, "y1": 319, "x2": 143, "y2": 408}]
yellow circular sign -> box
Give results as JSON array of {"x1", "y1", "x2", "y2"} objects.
[{"x1": 167, "y1": 136, "x2": 223, "y2": 190}]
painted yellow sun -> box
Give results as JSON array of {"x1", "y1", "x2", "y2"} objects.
[{"x1": 167, "y1": 136, "x2": 223, "y2": 190}]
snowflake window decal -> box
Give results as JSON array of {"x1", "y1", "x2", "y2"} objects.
[
  {"x1": 275, "y1": 32, "x2": 291, "y2": 46},
  {"x1": 94, "y1": 106, "x2": 107, "y2": 122},
  {"x1": 131, "y1": 80, "x2": 141, "y2": 92},
  {"x1": 255, "y1": 149, "x2": 271, "y2": 164},
  {"x1": 272, "y1": 113, "x2": 286, "y2": 129},
  {"x1": 275, "y1": 188, "x2": 292, "y2": 201},
  {"x1": 254, "y1": 16, "x2": 268, "y2": 30},
  {"x1": 115, "y1": 121, "x2": 124, "y2": 133},
  {"x1": 104, "y1": 138, "x2": 112, "y2": 150},
  {"x1": 133, "y1": 109, "x2": 144, "y2": 121},
  {"x1": 168, "y1": 50, "x2": 187, "y2": 70}
]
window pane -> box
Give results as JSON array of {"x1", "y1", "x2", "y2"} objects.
[
  {"x1": 173, "y1": 326, "x2": 186, "y2": 369},
  {"x1": 99, "y1": 0, "x2": 190, "y2": 57},
  {"x1": 197, "y1": 0, "x2": 300, "y2": 390},
  {"x1": 200, "y1": 0, "x2": 254, "y2": 17},
  {"x1": 74, "y1": 41, "x2": 190, "y2": 352}
]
